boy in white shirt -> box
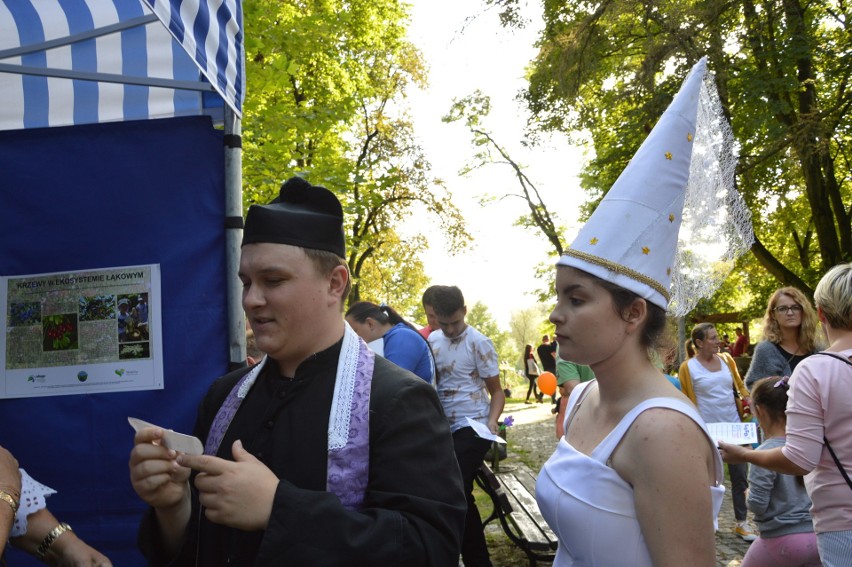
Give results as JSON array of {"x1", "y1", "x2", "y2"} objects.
[{"x1": 428, "y1": 285, "x2": 505, "y2": 566}]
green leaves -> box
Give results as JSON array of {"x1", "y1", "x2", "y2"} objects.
[
  {"x1": 242, "y1": 1, "x2": 470, "y2": 308},
  {"x1": 519, "y1": 0, "x2": 852, "y2": 314}
]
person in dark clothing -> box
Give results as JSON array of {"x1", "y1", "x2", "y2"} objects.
[
  {"x1": 129, "y1": 177, "x2": 466, "y2": 567},
  {"x1": 536, "y1": 335, "x2": 557, "y2": 373},
  {"x1": 522, "y1": 344, "x2": 542, "y2": 403},
  {"x1": 536, "y1": 335, "x2": 557, "y2": 403}
]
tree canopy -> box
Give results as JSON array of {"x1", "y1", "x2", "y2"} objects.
[
  {"x1": 466, "y1": 301, "x2": 514, "y2": 363},
  {"x1": 241, "y1": 0, "x2": 470, "y2": 313}
]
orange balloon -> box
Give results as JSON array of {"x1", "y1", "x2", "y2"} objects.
[{"x1": 537, "y1": 371, "x2": 557, "y2": 396}]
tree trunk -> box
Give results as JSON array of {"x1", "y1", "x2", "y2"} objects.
[
  {"x1": 750, "y1": 235, "x2": 813, "y2": 295},
  {"x1": 782, "y1": 0, "x2": 844, "y2": 269}
]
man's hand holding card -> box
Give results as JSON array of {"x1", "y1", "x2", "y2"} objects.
[
  {"x1": 128, "y1": 418, "x2": 276, "y2": 531},
  {"x1": 127, "y1": 417, "x2": 193, "y2": 528},
  {"x1": 128, "y1": 417, "x2": 203, "y2": 455}
]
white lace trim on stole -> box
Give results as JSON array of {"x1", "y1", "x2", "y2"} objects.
[
  {"x1": 328, "y1": 323, "x2": 360, "y2": 450},
  {"x1": 237, "y1": 356, "x2": 266, "y2": 399}
]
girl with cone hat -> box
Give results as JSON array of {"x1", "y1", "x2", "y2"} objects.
[{"x1": 535, "y1": 57, "x2": 754, "y2": 566}]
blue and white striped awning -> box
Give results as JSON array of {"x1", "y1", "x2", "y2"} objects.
[
  {"x1": 0, "y1": 0, "x2": 244, "y2": 131},
  {"x1": 143, "y1": 0, "x2": 243, "y2": 116}
]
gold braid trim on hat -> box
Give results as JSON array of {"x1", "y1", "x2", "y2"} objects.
[{"x1": 562, "y1": 248, "x2": 671, "y2": 301}]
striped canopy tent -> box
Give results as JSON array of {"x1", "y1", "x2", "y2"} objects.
[
  {"x1": 0, "y1": 0, "x2": 244, "y2": 127},
  {"x1": 0, "y1": 1, "x2": 246, "y2": 564}
]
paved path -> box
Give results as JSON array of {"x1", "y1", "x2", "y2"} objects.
[{"x1": 498, "y1": 399, "x2": 752, "y2": 566}]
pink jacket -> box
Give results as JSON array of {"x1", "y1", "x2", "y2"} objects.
[{"x1": 782, "y1": 349, "x2": 852, "y2": 533}]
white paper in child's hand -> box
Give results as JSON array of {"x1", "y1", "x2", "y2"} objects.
[
  {"x1": 707, "y1": 422, "x2": 759, "y2": 445},
  {"x1": 128, "y1": 417, "x2": 204, "y2": 455}
]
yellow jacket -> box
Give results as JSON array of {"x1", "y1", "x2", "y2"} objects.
[{"x1": 678, "y1": 352, "x2": 750, "y2": 418}]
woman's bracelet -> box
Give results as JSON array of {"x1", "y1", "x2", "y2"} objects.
[
  {"x1": 35, "y1": 522, "x2": 73, "y2": 560},
  {"x1": 0, "y1": 489, "x2": 19, "y2": 515}
]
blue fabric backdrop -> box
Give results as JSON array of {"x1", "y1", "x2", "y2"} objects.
[{"x1": 0, "y1": 115, "x2": 228, "y2": 565}]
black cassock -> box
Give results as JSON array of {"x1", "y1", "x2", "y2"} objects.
[{"x1": 139, "y1": 339, "x2": 466, "y2": 566}]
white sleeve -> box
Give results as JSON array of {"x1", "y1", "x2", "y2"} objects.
[{"x1": 11, "y1": 468, "x2": 57, "y2": 537}]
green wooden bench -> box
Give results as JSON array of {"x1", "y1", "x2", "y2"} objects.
[{"x1": 475, "y1": 461, "x2": 557, "y2": 566}]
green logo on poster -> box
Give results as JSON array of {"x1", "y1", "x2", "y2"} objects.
[
  {"x1": 77, "y1": 371, "x2": 88, "y2": 382},
  {"x1": 115, "y1": 369, "x2": 125, "y2": 377}
]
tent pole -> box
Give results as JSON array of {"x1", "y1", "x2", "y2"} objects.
[{"x1": 224, "y1": 106, "x2": 246, "y2": 369}]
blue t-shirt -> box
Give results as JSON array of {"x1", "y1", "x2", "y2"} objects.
[{"x1": 383, "y1": 323, "x2": 435, "y2": 383}]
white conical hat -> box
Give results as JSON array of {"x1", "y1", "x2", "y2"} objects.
[{"x1": 557, "y1": 57, "x2": 753, "y2": 314}]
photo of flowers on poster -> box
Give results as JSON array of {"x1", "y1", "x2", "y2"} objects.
[{"x1": 1, "y1": 265, "x2": 163, "y2": 398}]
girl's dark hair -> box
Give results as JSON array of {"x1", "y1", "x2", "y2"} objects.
[
  {"x1": 593, "y1": 277, "x2": 669, "y2": 350},
  {"x1": 346, "y1": 301, "x2": 416, "y2": 332},
  {"x1": 524, "y1": 344, "x2": 533, "y2": 358},
  {"x1": 751, "y1": 375, "x2": 804, "y2": 486},
  {"x1": 750, "y1": 376, "x2": 790, "y2": 425},
  {"x1": 345, "y1": 301, "x2": 437, "y2": 382}
]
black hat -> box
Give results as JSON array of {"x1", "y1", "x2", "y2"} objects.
[{"x1": 242, "y1": 177, "x2": 346, "y2": 257}]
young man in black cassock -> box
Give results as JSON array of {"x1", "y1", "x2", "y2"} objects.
[{"x1": 130, "y1": 178, "x2": 466, "y2": 566}]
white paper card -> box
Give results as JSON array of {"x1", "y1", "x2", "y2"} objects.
[
  {"x1": 128, "y1": 417, "x2": 204, "y2": 455},
  {"x1": 465, "y1": 417, "x2": 506, "y2": 444},
  {"x1": 707, "y1": 422, "x2": 759, "y2": 445}
]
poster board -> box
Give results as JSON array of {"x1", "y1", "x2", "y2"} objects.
[
  {"x1": 0, "y1": 116, "x2": 227, "y2": 566},
  {"x1": 2, "y1": 264, "x2": 164, "y2": 398}
]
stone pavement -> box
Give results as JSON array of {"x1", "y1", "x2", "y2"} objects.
[{"x1": 498, "y1": 399, "x2": 752, "y2": 566}]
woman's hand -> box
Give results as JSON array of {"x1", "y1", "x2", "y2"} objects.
[
  {"x1": 718, "y1": 441, "x2": 752, "y2": 464},
  {"x1": 10, "y1": 507, "x2": 112, "y2": 567},
  {"x1": 41, "y1": 528, "x2": 113, "y2": 567},
  {"x1": 0, "y1": 445, "x2": 21, "y2": 499}
]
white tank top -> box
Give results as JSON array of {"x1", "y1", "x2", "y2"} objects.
[
  {"x1": 536, "y1": 381, "x2": 725, "y2": 566},
  {"x1": 686, "y1": 356, "x2": 741, "y2": 423}
]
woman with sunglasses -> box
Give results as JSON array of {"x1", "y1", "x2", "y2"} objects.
[{"x1": 744, "y1": 288, "x2": 822, "y2": 391}]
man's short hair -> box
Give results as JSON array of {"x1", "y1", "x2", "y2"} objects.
[
  {"x1": 304, "y1": 248, "x2": 351, "y2": 309},
  {"x1": 542, "y1": 335, "x2": 550, "y2": 342},
  {"x1": 422, "y1": 285, "x2": 441, "y2": 308},
  {"x1": 430, "y1": 286, "x2": 464, "y2": 317}
]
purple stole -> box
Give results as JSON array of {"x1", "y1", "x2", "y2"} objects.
[{"x1": 204, "y1": 324, "x2": 374, "y2": 510}]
